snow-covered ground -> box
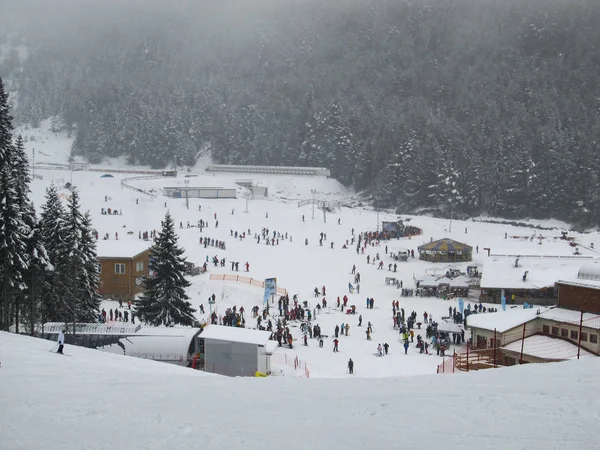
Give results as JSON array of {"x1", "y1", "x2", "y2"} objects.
[
  {"x1": 1, "y1": 331, "x2": 599, "y2": 450},
  {"x1": 19, "y1": 123, "x2": 600, "y2": 380}
]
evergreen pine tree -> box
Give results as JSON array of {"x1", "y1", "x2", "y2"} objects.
[
  {"x1": 0, "y1": 78, "x2": 12, "y2": 163},
  {"x1": 55, "y1": 189, "x2": 99, "y2": 324},
  {"x1": 39, "y1": 185, "x2": 67, "y2": 322},
  {"x1": 0, "y1": 78, "x2": 29, "y2": 331},
  {"x1": 78, "y1": 211, "x2": 101, "y2": 321},
  {"x1": 135, "y1": 212, "x2": 196, "y2": 327},
  {"x1": 12, "y1": 134, "x2": 51, "y2": 333}
]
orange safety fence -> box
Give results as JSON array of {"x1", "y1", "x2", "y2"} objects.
[{"x1": 209, "y1": 274, "x2": 288, "y2": 295}]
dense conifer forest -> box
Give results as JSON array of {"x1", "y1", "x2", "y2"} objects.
[{"x1": 1, "y1": 0, "x2": 599, "y2": 224}]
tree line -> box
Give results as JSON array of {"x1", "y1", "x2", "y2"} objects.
[
  {"x1": 0, "y1": 78, "x2": 100, "y2": 332},
  {"x1": 2, "y1": 0, "x2": 599, "y2": 225},
  {"x1": 0, "y1": 77, "x2": 196, "y2": 332}
]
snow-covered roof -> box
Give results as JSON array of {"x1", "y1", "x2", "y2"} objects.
[
  {"x1": 468, "y1": 307, "x2": 600, "y2": 332},
  {"x1": 501, "y1": 335, "x2": 593, "y2": 360},
  {"x1": 556, "y1": 262, "x2": 600, "y2": 290},
  {"x1": 38, "y1": 322, "x2": 141, "y2": 335},
  {"x1": 577, "y1": 263, "x2": 600, "y2": 281},
  {"x1": 416, "y1": 274, "x2": 439, "y2": 288},
  {"x1": 98, "y1": 326, "x2": 202, "y2": 361},
  {"x1": 437, "y1": 275, "x2": 470, "y2": 288},
  {"x1": 265, "y1": 340, "x2": 279, "y2": 354},
  {"x1": 200, "y1": 325, "x2": 273, "y2": 346},
  {"x1": 437, "y1": 321, "x2": 463, "y2": 334},
  {"x1": 480, "y1": 257, "x2": 584, "y2": 290},
  {"x1": 557, "y1": 278, "x2": 600, "y2": 290},
  {"x1": 96, "y1": 240, "x2": 151, "y2": 259},
  {"x1": 134, "y1": 326, "x2": 202, "y2": 338},
  {"x1": 467, "y1": 307, "x2": 551, "y2": 333}
]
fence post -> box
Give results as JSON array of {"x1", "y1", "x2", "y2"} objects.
[
  {"x1": 519, "y1": 322, "x2": 526, "y2": 364},
  {"x1": 453, "y1": 350, "x2": 455, "y2": 373},
  {"x1": 466, "y1": 342, "x2": 469, "y2": 372},
  {"x1": 493, "y1": 328, "x2": 497, "y2": 368}
]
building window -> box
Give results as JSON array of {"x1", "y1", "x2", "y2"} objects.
[
  {"x1": 135, "y1": 261, "x2": 144, "y2": 272},
  {"x1": 97, "y1": 262, "x2": 102, "y2": 274},
  {"x1": 590, "y1": 334, "x2": 598, "y2": 344},
  {"x1": 580, "y1": 333, "x2": 588, "y2": 342},
  {"x1": 570, "y1": 330, "x2": 578, "y2": 340},
  {"x1": 551, "y1": 327, "x2": 559, "y2": 336},
  {"x1": 561, "y1": 329, "x2": 568, "y2": 338},
  {"x1": 542, "y1": 325, "x2": 550, "y2": 334},
  {"x1": 115, "y1": 263, "x2": 126, "y2": 274}
]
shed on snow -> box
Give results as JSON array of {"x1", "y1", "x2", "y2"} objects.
[{"x1": 198, "y1": 325, "x2": 274, "y2": 377}]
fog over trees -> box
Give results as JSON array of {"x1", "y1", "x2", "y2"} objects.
[{"x1": 1, "y1": 0, "x2": 599, "y2": 224}]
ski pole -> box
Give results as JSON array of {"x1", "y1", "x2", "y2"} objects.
[{"x1": 49, "y1": 344, "x2": 59, "y2": 352}]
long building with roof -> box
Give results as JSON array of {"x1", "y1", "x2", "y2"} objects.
[
  {"x1": 478, "y1": 256, "x2": 588, "y2": 305},
  {"x1": 466, "y1": 306, "x2": 600, "y2": 366}
]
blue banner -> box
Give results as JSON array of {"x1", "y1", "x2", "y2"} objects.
[
  {"x1": 458, "y1": 298, "x2": 464, "y2": 315},
  {"x1": 501, "y1": 296, "x2": 507, "y2": 311},
  {"x1": 264, "y1": 278, "x2": 277, "y2": 306}
]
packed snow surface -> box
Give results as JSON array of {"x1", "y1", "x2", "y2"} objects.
[{"x1": 1, "y1": 332, "x2": 599, "y2": 450}]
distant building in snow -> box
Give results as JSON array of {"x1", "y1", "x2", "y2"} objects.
[
  {"x1": 418, "y1": 238, "x2": 472, "y2": 263},
  {"x1": 162, "y1": 186, "x2": 237, "y2": 199},
  {"x1": 70, "y1": 162, "x2": 90, "y2": 171},
  {"x1": 556, "y1": 263, "x2": 600, "y2": 314},
  {"x1": 206, "y1": 164, "x2": 331, "y2": 177},
  {"x1": 96, "y1": 241, "x2": 152, "y2": 301},
  {"x1": 478, "y1": 257, "x2": 587, "y2": 305},
  {"x1": 467, "y1": 307, "x2": 599, "y2": 366}
]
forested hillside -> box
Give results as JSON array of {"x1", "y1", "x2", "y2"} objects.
[{"x1": 1, "y1": 0, "x2": 599, "y2": 224}]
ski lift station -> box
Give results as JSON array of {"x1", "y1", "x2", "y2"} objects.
[
  {"x1": 197, "y1": 325, "x2": 276, "y2": 377},
  {"x1": 37, "y1": 323, "x2": 203, "y2": 366},
  {"x1": 36, "y1": 323, "x2": 276, "y2": 375}
]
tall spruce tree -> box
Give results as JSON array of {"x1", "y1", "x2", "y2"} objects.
[
  {"x1": 54, "y1": 189, "x2": 99, "y2": 324},
  {"x1": 0, "y1": 78, "x2": 29, "y2": 331},
  {"x1": 135, "y1": 212, "x2": 196, "y2": 327},
  {"x1": 39, "y1": 185, "x2": 67, "y2": 322},
  {"x1": 78, "y1": 211, "x2": 100, "y2": 321},
  {"x1": 11, "y1": 134, "x2": 51, "y2": 333}
]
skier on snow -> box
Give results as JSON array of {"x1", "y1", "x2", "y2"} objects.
[{"x1": 57, "y1": 328, "x2": 65, "y2": 354}]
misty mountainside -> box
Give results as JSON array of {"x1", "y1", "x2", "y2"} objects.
[{"x1": 1, "y1": 0, "x2": 599, "y2": 225}]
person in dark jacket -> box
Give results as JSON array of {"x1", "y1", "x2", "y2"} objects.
[{"x1": 348, "y1": 358, "x2": 354, "y2": 374}]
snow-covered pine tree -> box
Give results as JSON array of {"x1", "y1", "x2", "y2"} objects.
[
  {"x1": 0, "y1": 78, "x2": 12, "y2": 163},
  {"x1": 11, "y1": 134, "x2": 51, "y2": 333},
  {"x1": 0, "y1": 79, "x2": 30, "y2": 331},
  {"x1": 39, "y1": 185, "x2": 67, "y2": 322},
  {"x1": 22, "y1": 219, "x2": 51, "y2": 335},
  {"x1": 78, "y1": 211, "x2": 100, "y2": 321},
  {"x1": 55, "y1": 189, "x2": 99, "y2": 324},
  {"x1": 135, "y1": 212, "x2": 196, "y2": 327}
]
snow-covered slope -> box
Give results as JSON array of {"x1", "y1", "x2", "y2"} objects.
[
  {"x1": 1, "y1": 332, "x2": 599, "y2": 450},
  {"x1": 15, "y1": 125, "x2": 600, "y2": 380}
]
